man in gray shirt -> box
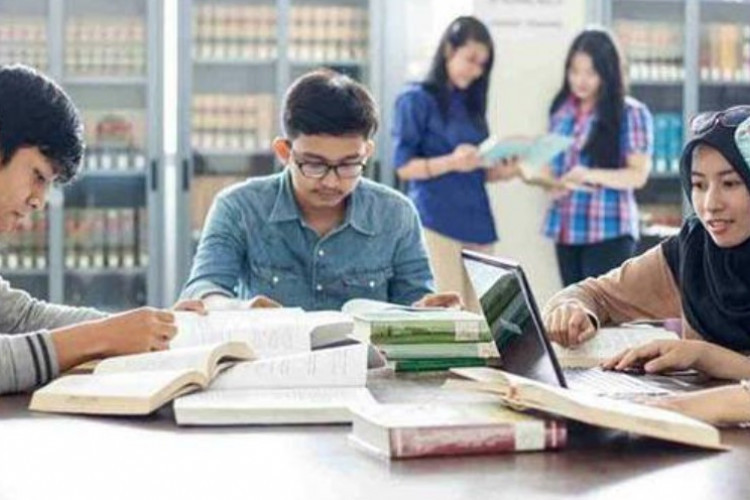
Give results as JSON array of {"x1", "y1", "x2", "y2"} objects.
[{"x1": 0, "y1": 64, "x2": 200, "y2": 395}]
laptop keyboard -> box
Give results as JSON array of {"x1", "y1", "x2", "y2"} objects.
[{"x1": 565, "y1": 367, "x2": 673, "y2": 396}]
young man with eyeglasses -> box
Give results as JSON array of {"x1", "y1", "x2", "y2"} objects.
[{"x1": 182, "y1": 70, "x2": 459, "y2": 311}]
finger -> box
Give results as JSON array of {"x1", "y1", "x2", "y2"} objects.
[
  {"x1": 174, "y1": 299, "x2": 207, "y2": 315},
  {"x1": 154, "y1": 309, "x2": 176, "y2": 323},
  {"x1": 549, "y1": 310, "x2": 568, "y2": 347},
  {"x1": 159, "y1": 324, "x2": 179, "y2": 341},
  {"x1": 614, "y1": 344, "x2": 661, "y2": 371},
  {"x1": 601, "y1": 349, "x2": 630, "y2": 370},
  {"x1": 566, "y1": 312, "x2": 586, "y2": 346},
  {"x1": 152, "y1": 338, "x2": 170, "y2": 351},
  {"x1": 643, "y1": 350, "x2": 681, "y2": 374},
  {"x1": 577, "y1": 322, "x2": 597, "y2": 343}
]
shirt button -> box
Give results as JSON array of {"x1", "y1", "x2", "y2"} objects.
[
  {"x1": 369, "y1": 281, "x2": 375, "y2": 288},
  {"x1": 316, "y1": 284, "x2": 323, "y2": 291},
  {"x1": 318, "y1": 249, "x2": 325, "y2": 257},
  {"x1": 272, "y1": 276, "x2": 279, "y2": 284}
]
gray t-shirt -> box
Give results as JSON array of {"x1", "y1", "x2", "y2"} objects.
[{"x1": 0, "y1": 275, "x2": 105, "y2": 394}]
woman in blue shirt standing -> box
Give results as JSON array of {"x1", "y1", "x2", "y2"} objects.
[
  {"x1": 392, "y1": 16, "x2": 517, "y2": 310},
  {"x1": 543, "y1": 28, "x2": 654, "y2": 287}
]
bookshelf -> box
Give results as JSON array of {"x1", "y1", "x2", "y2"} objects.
[
  {"x1": 175, "y1": 0, "x2": 375, "y2": 293},
  {"x1": 593, "y1": 0, "x2": 750, "y2": 253},
  {"x1": 0, "y1": 0, "x2": 165, "y2": 310}
]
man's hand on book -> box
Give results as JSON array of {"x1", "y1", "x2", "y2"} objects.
[
  {"x1": 559, "y1": 165, "x2": 594, "y2": 188},
  {"x1": 98, "y1": 307, "x2": 178, "y2": 354},
  {"x1": 172, "y1": 299, "x2": 208, "y2": 315},
  {"x1": 543, "y1": 301, "x2": 597, "y2": 347},
  {"x1": 412, "y1": 292, "x2": 463, "y2": 309},
  {"x1": 486, "y1": 157, "x2": 521, "y2": 182},
  {"x1": 247, "y1": 295, "x2": 283, "y2": 308}
]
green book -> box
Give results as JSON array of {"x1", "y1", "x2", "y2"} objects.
[
  {"x1": 343, "y1": 299, "x2": 490, "y2": 345},
  {"x1": 392, "y1": 357, "x2": 488, "y2": 372}
]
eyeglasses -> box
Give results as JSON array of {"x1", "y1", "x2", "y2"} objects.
[
  {"x1": 291, "y1": 151, "x2": 366, "y2": 179},
  {"x1": 691, "y1": 105, "x2": 750, "y2": 135}
]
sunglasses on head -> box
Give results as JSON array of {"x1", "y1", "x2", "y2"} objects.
[{"x1": 691, "y1": 105, "x2": 750, "y2": 135}]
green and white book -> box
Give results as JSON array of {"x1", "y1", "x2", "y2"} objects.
[{"x1": 342, "y1": 299, "x2": 491, "y2": 345}]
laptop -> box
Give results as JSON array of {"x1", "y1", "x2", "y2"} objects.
[{"x1": 461, "y1": 250, "x2": 700, "y2": 397}]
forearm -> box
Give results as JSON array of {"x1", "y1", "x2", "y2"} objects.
[
  {"x1": 396, "y1": 155, "x2": 457, "y2": 181},
  {"x1": 697, "y1": 345, "x2": 750, "y2": 380},
  {"x1": 0, "y1": 331, "x2": 60, "y2": 394},
  {"x1": 585, "y1": 155, "x2": 651, "y2": 190},
  {"x1": 50, "y1": 321, "x2": 108, "y2": 372}
]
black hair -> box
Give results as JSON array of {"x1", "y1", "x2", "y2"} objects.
[
  {"x1": 0, "y1": 64, "x2": 84, "y2": 183},
  {"x1": 282, "y1": 69, "x2": 378, "y2": 139},
  {"x1": 550, "y1": 28, "x2": 626, "y2": 169},
  {"x1": 422, "y1": 16, "x2": 494, "y2": 134}
]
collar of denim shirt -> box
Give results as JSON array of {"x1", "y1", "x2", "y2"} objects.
[{"x1": 268, "y1": 169, "x2": 376, "y2": 236}]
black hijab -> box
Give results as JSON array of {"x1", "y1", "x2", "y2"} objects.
[{"x1": 662, "y1": 116, "x2": 750, "y2": 350}]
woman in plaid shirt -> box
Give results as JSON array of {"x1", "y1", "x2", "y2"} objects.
[{"x1": 543, "y1": 29, "x2": 654, "y2": 286}]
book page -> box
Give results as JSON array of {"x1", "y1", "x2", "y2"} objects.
[
  {"x1": 210, "y1": 344, "x2": 368, "y2": 390},
  {"x1": 174, "y1": 386, "x2": 377, "y2": 425},
  {"x1": 552, "y1": 326, "x2": 679, "y2": 368},
  {"x1": 172, "y1": 311, "x2": 312, "y2": 356},
  {"x1": 94, "y1": 344, "x2": 222, "y2": 376}
]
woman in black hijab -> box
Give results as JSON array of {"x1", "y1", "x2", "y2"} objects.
[{"x1": 603, "y1": 106, "x2": 750, "y2": 424}]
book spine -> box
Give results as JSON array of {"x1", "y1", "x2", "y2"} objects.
[
  {"x1": 390, "y1": 421, "x2": 566, "y2": 458},
  {"x1": 393, "y1": 358, "x2": 487, "y2": 373}
]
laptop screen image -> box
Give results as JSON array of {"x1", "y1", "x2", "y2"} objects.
[{"x1": 462, "y1": 250, "x2": 567, "y2": 388}]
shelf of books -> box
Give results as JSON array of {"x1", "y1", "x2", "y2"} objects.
[
  {"x1": 612, "y1": 0, "x2": 686, "y2": 253},
  {"x1": 176, "y1": 0, "x2": 372, "y2": 289},
  {"x1": 0, "y1": 0, "x2": 163, "y2": 309},
  {"x1": 57, "y1": 0, "x2": 160, "y2": 310}
]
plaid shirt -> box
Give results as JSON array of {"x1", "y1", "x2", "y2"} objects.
[{"x1": 543, "y1": 96, "x2": 653, "y2": 245}]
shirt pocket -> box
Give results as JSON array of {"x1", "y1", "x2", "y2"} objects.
[
  {"x1": 333, "y1": 267, "x2": 394, "y2": 302},
  {"x1": 249, "y1": 261, "x2": 299, "y2": 302}
]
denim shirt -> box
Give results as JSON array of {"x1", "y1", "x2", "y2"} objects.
[{"x1": 181, "y1": 170, "x2": 434, "y2": 310}]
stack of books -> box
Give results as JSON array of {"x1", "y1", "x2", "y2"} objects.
[{"x1": 344, "y1": 299, "x2": 497, "y2": 372}]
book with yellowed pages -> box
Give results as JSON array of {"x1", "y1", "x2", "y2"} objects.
[
  {"x1": 29, "y1": 341, "x2": 254, "y2": 416},
  {"x1": 552, "y1": 325, "x2": 680, "y2": 369},
  {"x1": 174, "y1": 343, "x2": 375, "y2": 425},
  {"x1": 348, "y1": 402, "x2": 566, "y2": 459},
  {"x1": 448, "y1": 367, "x2": 725, "y2": 450}
]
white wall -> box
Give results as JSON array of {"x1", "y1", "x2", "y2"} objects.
[{"x1": 474, "y1": 0, "x2": 587, "y2": 304}]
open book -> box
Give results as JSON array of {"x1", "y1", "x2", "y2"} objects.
[
  {"x1": 174, "y1": 343, "x2": 375, "y2": 425},
  {"x1": 343, "y1": 299, "x2": 490, "y2": 345},
  {"x1": 479, "y1": 133, "x2": 572, "y2": 168},
  {"x1": 29, "y1": 341, "x2": 254, "y2": 416},
  {"x1": 172, "y1": 309, "x2": 353, "y2": 356},
  {"x1": 552, "y1": 325, "x2": 680, "y2": 369},
  {"x1": 448, "y1": 367, "x2": 725, "y2": 450},
  {"x1": 349, "y1": 402, "x2": 566, "y2": 459}
]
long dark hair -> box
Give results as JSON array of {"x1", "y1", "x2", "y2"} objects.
[
  {"x1": 550, "y1": 29, "x2": 626, "y2": 169},
  {"x1": 422, "y1": 16, "x2": 494, "y2": 133}
]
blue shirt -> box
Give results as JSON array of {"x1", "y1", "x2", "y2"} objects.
[
  {"x1": 181, "y1": 170, "x2": 434, "y2": 310},
  {"x1": 392, "y1": 84, "x2": 497, "y2": 244}
]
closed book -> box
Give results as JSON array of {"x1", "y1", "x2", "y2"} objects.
[
  {"x1": 349, "y1": 402, "x2": 566, "y2": 459},
  {"x1": 342, "y1": 299, "x2": 490, "y2": 344},
  {"x1": 378, "y1": 342, "x2": 498, "y2": 360},
  {"x1": 392, "y1": 357, "x2": 489, "y2": 373}
]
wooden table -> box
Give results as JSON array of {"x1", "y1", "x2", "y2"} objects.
[{"x1": 1, "y1": 371, "x2": 749, "y2": 500}]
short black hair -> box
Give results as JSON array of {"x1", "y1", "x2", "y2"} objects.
[
  {"x1": 0, "y1": 64, "x2": 84, "y2": 183},
  {"x1": 281, "y1": 69, "x2": 378, "y2": 140}
]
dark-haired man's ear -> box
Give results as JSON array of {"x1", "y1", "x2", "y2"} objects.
[
  {"x1": 365, "y1": 139, "x2": 376, "y2": 158},
  {"x1": 272, "y1": 137, "x2": 292, "y2": 165}
]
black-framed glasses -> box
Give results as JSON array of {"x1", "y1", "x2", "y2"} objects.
[
  {"x1": 291, "y1": 151, "x2": 366, "y2": 179},
  {"x1": 691, "y1": 105, "x2": 750, "y2": 135}
]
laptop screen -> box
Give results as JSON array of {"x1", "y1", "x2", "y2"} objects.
[{"x1": 462, "y1": 250, "x2": 566, "y2": 388}]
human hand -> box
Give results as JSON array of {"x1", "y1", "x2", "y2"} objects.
[
  {"x1": 542, "y1": 301, "x2": 597, "y2": 347},
  {"x1": 172, "y1": 299, "x2": 208, "y2": 315},
  {"x1": 451, "y1": 144, "x2": 483, "y2": 172},
  {"x1": 487, "y1": 156, "x2": 522, "y2": 181},
  {"x1": 559, "y1": 165, "x2": 592, "y2": 187},
  {"x1": 601, "y1": 339, "x2": 710, "y2": 374},
  {"x1": 247, "y1": 295, "x2": 283, "y2": 308},
  {"x1": 413, "y1": 292, "x2": 463, "y2": 309},
  {"x1": 96, "y1": 307, "x2": 178, "y2": 356},
  {"x1": 641, "y1": 386, "x2": 750, "y2": 426}
]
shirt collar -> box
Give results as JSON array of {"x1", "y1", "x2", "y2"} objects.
[{"x1": 268, "y1": 169, "x2": 376, "y2": 236}]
